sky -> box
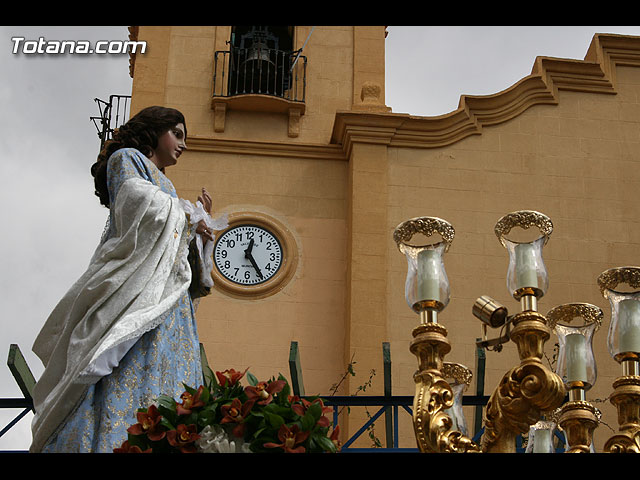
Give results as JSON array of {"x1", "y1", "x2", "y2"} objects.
[{"x1": 2, "y1": 25, "x2": 640, "y2": 452}]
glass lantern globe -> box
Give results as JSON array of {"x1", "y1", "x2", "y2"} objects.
[
  {"x1": 547, "y1": 304, "x2": 602, "y2": 391},
  {"x1": 442, "y1": 362, "x2": 472, "y2": 437},
  {"x1": 598, "y1": 267, "x2": 640, "y2": 362},
  {"x1": 402, "y1": 242, "x2": 450, "y2": 312},
  {"x1": 503, "y1": 236, "x2": 549, "y2": 299},
  {"x1": 525, "y1": 420, "x2": 557, "y2": 454},
  {"x1": 393, "y1": 217, "x2": 454, "y2": 314},
  {"x1": 494, "y1": 211, "x2": 553, "y2": 301}
]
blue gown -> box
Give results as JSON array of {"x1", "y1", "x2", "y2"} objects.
[{"x1": 41, "y1": 148, "x2": 203, "y2": 453}]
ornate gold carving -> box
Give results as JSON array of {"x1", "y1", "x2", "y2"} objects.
[
  {"x1": 481, "y1": 311, "x2": 566, "y2": 453},
  {"x1": 604, "y1": 375, "x2": 640, "y2": 453},
  {"x1": 545, "y1": 303, "x2": 603, "y2": 331},
  {"x1": 393, "y1": 216, "x2": 455, "y2": 253},
  {"x1": 597, "y1": 266, "x2": 640, "y2": 296},
  {"x1": 558, "y1": 401, "x2": 600, "y2": 453},
  {"x1": 442, "y1": 362, "x2": 473, "y2": 388},
  {"x1": 494, "y1": 210, "x2": 553, "y2": 247},
  {"x1": 409, "y1": 323, "x2": 481, "y2": 453}
]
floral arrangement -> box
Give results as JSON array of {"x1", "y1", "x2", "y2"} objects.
[{"x1": 115, "y1": 367, "x2": 340, "y2": 453}]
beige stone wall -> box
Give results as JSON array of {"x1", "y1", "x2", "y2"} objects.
[
  {"x1": 128, "y1": 26, "x2": 640, "y2": 451},
  {"x1": 332, "y1": 34, "x2": 640, "y2": 450},
  {"x1": 170, "y1": 147, "x2": 349, "y2": 394}
]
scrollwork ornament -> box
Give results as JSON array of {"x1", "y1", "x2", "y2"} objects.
[
  {"x1": 442, "y1": 362, "x2": 473, "y2": 388},
  {"x1": 605, "y1": 432, "x2": 640, "y2": 453},
  {"x1": 394, "y1": 216, "x2": 455, "y2": 254},
  {"x1": 494, "y1": 210, "x2": 553, "y2": 247},
  {"x1": 546, "y1": 303, "x2": 603, "y2": 331},
  {"x1": 597, "y1": 266, "x2": 640, "y2": 297},
  {"x1": 412, "y1": 371, "x2": 481, "y2": 453},
  {"x1": 481, "y1": 362, "x2": 565, "y2": 453}
]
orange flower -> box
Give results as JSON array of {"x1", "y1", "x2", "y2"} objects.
[
  {"x1": 215, "y1": 367, "x2": 248, "y2": 387},
  {"x1": 167, "y1": 424, "x2": 200, "y2": 453},
  {"x1": 329, "y1": 425, "x2": 342, "y2": 452},
  {"x1": 264, "y1": 424, "x2": 310, "y2": 453},
  {"x1": 113, "y1": 440, "x2": 152, "y2": 453},
  {"x1": 244, "y1": 379, "x2": 286, "y2": 405},
  {"x1": 177, "y1": 385, "x2": 206, "y2": 416},
  {"x1": 127, "y1": 404, "x2": 166, "y2": 442},
  {"x1": 220, "y1": 397, "x2": 255, "y2": 438}
]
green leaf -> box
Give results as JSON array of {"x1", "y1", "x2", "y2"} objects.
[
  {"x1": 182, "y1": 383, "x2": 197, "y2": 395},
  {"x1": 197, "y1": 409, "x2": 216, "y2": 427},
  {"x1": 246, "y1": 371, "x2": 259, "y2": 386},
  {"x1": 159, "y1": 417, "x2": 175, "y2": 431},
  {"x1": 301, "y1": 415, "x2": 314, "y2": 431},
  {"x1": 307, "y1": 402, "x2": 322, "y2": 420},
  {"x1": 127, "y1": 433, "x2": 150, "y2": 451},
  {"x1": 157, "y1": 395, "x2": 177, "y2": 411},
  {"x1": 263, "y1": 410, "x2": 285, "y2": 429},
  {"x1": 313, "y1": 434, "x2": 337, "y2": 453},
  {"x1": 203, "y1": 365, "x2": 216, "y2": 389}
]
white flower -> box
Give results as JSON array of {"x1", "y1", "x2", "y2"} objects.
[{"x1": 196, "y1": 425, "x2": 252, "y2": 453}]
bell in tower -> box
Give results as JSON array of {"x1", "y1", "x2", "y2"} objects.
[{"x1": 228, "y1": 26, "x2": 294, "y2": 97}]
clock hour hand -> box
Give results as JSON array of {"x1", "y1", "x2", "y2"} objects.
[{"x1": 244, "y1": 239, "x2": 263, "y2": 279}]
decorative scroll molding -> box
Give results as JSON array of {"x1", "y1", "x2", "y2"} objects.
[
  {"x1": 331, "y1": 33, "x2": 640, "y2": 151},
  {"x1": 185, "y1": 135, "x2": 346, "y2": 162}
]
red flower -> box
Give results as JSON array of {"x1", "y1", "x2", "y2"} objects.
[
  {"x1": 127, "y1": 404, "x2": 166, "y2": 442},
  {"x1": 215, "y1": 367, "x2": 248, "y2": 387},
  {"x1": 291, "y1": 398, "x2": 333, "y2": 427},
  {"x1": 167, "y1": 424, "x2": 200, "y2": 453},
  {"x1": 244, "y1": 379, "x2": 286, "y2": 405},
  {"x1": 113, "y1": 440, "x2": 152, "y2": 453},
  {"x1": 177, "y1": 385, "x2": 206, "y2": 416},
  {"x1": 220, "y1": 397, "x2": 255, "y2": 437},
  {"x1": 264, "y1": 424, "x2": 310, "y2": 453}
]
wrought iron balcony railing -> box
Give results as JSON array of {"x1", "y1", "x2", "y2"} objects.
[
  {"x1": 90, "y1": 94, "x2": 131, "y2": 152},
  {"x1": 213, "y1": 47, "x2": 306, "y2": 103}
]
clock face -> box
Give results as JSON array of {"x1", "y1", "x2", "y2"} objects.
[{"x1": 213, "y1": 224, "x2": 283, "y2": 285}]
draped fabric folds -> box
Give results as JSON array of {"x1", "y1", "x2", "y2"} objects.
[{"x1": 29, "y1": 148, "x2": 221, "y2": 453}]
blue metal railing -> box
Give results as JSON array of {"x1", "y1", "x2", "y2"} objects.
[
  {"x1": 2, "y1": 342, "x2": 567, "y2": 453},
  {"x1": 323, "y1": 394, "x2": 491, "y2": 452}
]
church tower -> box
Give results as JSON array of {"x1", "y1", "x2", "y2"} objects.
[{"x1": 127, "y1": 26, "x2": 392, "y2": 439}]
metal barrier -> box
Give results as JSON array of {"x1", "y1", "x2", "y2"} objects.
[
  {"x1": 2, "y1": 342, "x2": 565, "y2": 452},
  {"x1": 213, "y1": 48, "x2": 306, "y2": 102},
  {"x1": 90, "y1": 94, "x2": 131, "y2": 152}
]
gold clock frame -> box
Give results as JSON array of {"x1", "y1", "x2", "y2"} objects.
[{"x1": 211, "y1": 211, "x2": 298, "y2": 300}]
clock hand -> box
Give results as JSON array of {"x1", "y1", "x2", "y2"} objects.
[
  {"x1": 245, "y1": 238, "x2": 254, "y2": 255},
  {"x1": 244, "y1": 239, "x2": 263, "y2": 278},
  {"x1": 247, "y1": 253, "x2": 263, "y2": 279}
]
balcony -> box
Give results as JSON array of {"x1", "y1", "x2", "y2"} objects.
[
  {"x1": 211, "y1": 47, "x2": 307, "y2": 137},
  {"x1": 90, "y1": 95, "x2": 131, "y2": 152}
]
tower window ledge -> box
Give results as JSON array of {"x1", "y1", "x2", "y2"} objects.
[{"x1": 211, "y1": 94, "x2": 305, "y2": 137}]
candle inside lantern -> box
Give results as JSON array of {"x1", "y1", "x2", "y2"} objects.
[
  {"x1": 515, "y1": 243, "x2": 538, "y2": 289},
  {"x1": 532, "y1": 428, "x2": 553, "y2": 453},
  {"x1": 417, "y1": 249, "x2": 440, "y2": 302},
  {"x1": 565, "y1": 333, "x2": 588, "y2": 383},
  {"x1": 618, "y1": 299, "x2": 640, "y2": 354}
]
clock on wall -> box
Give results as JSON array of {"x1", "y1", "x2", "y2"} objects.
[{"x1": 211, "y1": 211, "x2": 298, "y2": 299}]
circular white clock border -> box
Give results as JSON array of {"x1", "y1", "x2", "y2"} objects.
[{"x1": 211, "y1": 211, "x2": 298, "y2": 299}]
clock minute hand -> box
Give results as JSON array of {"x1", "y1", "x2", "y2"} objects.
[{"x1": 244, "y1": 239, "x2": 263, "y2": 279}]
